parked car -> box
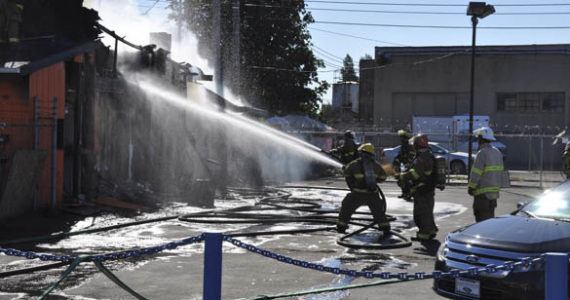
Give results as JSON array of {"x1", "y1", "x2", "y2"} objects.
[
  {"x1": 380, "y1": 142, "x2": 473, "y2": 174},
  {"x1": 434, "y1": 180, "x2": 570, "y2": 300},
  {"x1": 456, "y1": 140, "x2": 508, "y2": 161}
]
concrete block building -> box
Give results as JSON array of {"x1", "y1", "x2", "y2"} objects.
[
  {"x1": 359, "y1": 44, "x2": 570, "y2": 133},
  {"x1": 358, "y1": 44, "x2": 570, "y2": 169}
]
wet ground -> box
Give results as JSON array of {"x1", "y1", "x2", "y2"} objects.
[{"x1": 0, "y1": 177, "x2": 548, "y2": 300}]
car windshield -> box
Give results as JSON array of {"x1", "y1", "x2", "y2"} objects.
[{"x1": 521, "y1": 181, "x2": 570, "y2": 220}]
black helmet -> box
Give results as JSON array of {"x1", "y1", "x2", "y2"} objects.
[{"x1": 344, "y1": 130, "x2": 355, "y2": 140}]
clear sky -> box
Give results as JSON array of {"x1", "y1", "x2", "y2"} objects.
[{"x1": 102, "y1": 0, "x2": 570, "y2": 105}]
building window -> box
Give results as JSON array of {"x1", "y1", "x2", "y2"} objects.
[
  {"x1": 518, "y1": 93, "x2": 540, "y2": 112},
  {"x1": 542, "y1": 93, "x2": 565, "y2": 112},
  {"x1": 497, "y1": 92, "x2": 565, "y2": 113},
  {"x1": 497, "y1": 93, "x2": 517, "y2": 112}
]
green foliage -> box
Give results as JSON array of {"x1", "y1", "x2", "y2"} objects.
[
  {"x1": 340, "y1": 54, "x2": 358, "y2": 82},
  {"x1": 169, "y1": 0, "x2": 329, "y2": 117},
  {"x1": 360, "y1": 54, "x2": 373, "y2": 61}
]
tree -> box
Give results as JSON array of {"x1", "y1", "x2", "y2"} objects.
[
  {"x1": 340, "y1": 54, "x2": 358, "y2": 82},
  {"x1": 169, "y1": 0, "x2": 329, "y2": 117}
]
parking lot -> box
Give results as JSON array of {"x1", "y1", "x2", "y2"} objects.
[{"x1": 0, "y1": 175, "x2": 557, "y2": 300}]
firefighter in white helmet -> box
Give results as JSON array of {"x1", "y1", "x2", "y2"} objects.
[{"x1": 468, "y1": 127, "x2": 504, "y2": 222}]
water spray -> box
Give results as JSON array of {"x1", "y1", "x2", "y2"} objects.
[{"x1": 135, "y1": 80, "x2": 343, "y2": 169}]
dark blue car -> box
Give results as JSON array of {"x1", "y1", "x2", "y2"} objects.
[{"x1": 434, "y1": 180, "x2": 570, "y2": 300}]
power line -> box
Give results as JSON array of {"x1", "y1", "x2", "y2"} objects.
[
  {"x1": 309, "y1": 27, "x2": 407, "y2": 46},
  {"x1": 314, "y1": 20, "x2": 570, "y2": 29},
  {"x1": 312, "y1": 48, "x2": 344, "y2": 63},
  {"x1": 307, "y1": 7, "x2": 570, "y2": 15},
  {"x1": 250, "y1": 66, "x2": 339, "y2": 73},
  {"x1": 143, "y1": 0, "x2": 162, "y2": 14},
  {"x1": 312, "y1": 45, "x2": 344, "y2": 60},
  {"x1": 304, "y1": 0, "x2": 570, "y2": 7},
  {"x1": 243, "y1": 3, "x2": 570, "y2": 15}
]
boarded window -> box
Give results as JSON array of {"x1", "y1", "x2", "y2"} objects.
[
  {"x1": 497, "y1": 92, "x2": 564, "y2": 113},
  {"x1": 542, "y1": 93, "x2": 565, "y2": 112}
]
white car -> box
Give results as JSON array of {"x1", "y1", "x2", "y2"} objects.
[{"x1": 380, "y1": 142, "x2": 474, "y2": 174}]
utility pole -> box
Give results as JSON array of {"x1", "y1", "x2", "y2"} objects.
[
  {"x1": 467, "y1": 15, "x2": 477, "y2": 181},
  {"x1": 466, "y1": 2, "x2": 495, "y2": 180},
  {"x1": 232, "y1": 0, "x2": 240, "y2": 96},
  {"x1": 213, "y1": 0, "x2": 224, "y2": 100},
  {"x1": 213, "y1": 0, "x2": 227, "y2": 191},
  {"x1": 177, "y1": 0, "x2": 182, "y2": 44}
]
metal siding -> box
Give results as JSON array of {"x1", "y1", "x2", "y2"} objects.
[{"x1": 29, "y1": 62, "x2": 65, "y2": 206}]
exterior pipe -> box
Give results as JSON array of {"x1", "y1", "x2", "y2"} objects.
[{"x1": 51, "y1": 98, "x2": 58, "y2": 210}]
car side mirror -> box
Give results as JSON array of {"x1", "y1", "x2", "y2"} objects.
[{"x1": 516, "y1": 201, "x2": 529, "y2": 210}]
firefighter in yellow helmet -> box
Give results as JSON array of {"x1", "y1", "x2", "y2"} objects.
[
  {"x1": 336, "y1": 143, "x2": 391, "y2": 237},
  {"x1": 468, "y1": 127, "x2": 504, "y2": 222},
  {"x1": 393, "y1": 129, "x2": 414, "y2": 200},
  {"x1": 0, "y1": 0, "x2": 24, "y2": 43},
  {"x1": 329, "y1": 130, "x2": 360, "y2": 165},
  {"x1": 400, "y1": 134, "x2": 438, "y2": 241}
]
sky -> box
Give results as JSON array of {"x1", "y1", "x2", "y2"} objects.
[{"x1": 90, "y1": 0, "x2": 570, "y2": 105}]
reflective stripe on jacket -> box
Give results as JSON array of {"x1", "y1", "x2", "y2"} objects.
[
  {"x1": 331, "y1": 140, "x2": 360, "y2": 165},
  {"x1": 401, "y1": 148, "x2": 434, "y2": 195},
  {"x1": 468, "y1": 143, "x2": 504, "y2": 199},
  {"x1": 344, "y1": 157, "x2": 387, "y2": 193}
]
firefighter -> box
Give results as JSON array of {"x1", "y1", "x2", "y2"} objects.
[
  {"x1": 400, "y1": 134, "x2": 438, "y2": 241},
  {"x1": 336, "y1": 143, "x2": 391, "y2": 237},
  {"x1": 563, "y1": 141, "x2": 570, "y2": 179},
  {"x1": 329, "y1": 130, "x2": 360, "y2": 165},
  {"x1": 0, "y1": 0, "x2": 24, "y2": 43},
  {"x1": 393, "y1": 129, "x2": 414, "y2": 200},
  {"x1": 468, "y1": 127, "x2": 504, "y2": 222}
]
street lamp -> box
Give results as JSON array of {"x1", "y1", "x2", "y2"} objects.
[{"x1": 466, "y1": 2, "x2": 495, "y2": 180}]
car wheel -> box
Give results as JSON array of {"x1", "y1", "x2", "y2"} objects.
[{"x1": 450, "y1": 161, "x2": 466, "y2": 174}]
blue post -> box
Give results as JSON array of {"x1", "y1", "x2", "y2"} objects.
[
  {"x1": 203, "y1": 233, "x2": 223, "y2": 300},
  {"x1": 545, "y1": 253, "x2": 568, "y2": 300}
]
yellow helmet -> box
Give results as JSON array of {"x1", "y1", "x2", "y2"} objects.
[
  {"x1": 358, "y1": 143, "x2": 375, "y2": 155},
  {"x1": 397, "y1": 129, "x2": 410, "y2": 138}
]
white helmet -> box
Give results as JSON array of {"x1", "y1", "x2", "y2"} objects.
[{"x1": 473, "y1": 127, "x2": 496, "y2": 141}]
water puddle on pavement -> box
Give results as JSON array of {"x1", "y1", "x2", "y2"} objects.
[{"x1": 0, "y1": 187, "x2": 465, "y2": 299}]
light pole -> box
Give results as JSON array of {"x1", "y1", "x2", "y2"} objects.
[{"x1": 466, "y1": 2, "x2": 495, "y2": 179}]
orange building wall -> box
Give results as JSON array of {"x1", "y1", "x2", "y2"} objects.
[
  {"x1": 0, "y1": 79, "x2": 33, "y2": 159},
  {"x1": 29, "y1": 62, "x2": 65, "y2": 206}
]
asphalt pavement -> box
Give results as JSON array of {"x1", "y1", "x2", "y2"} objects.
[{"x1": 0, "y1": 173, "x2": 559, "y2": 300}]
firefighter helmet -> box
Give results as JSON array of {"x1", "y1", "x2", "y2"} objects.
[
  {"x1": 412, "y1": 134, "x2": 429, "y2": 148},
  {"x1": 358, "y1": 143, "x2": 375, "y2": 155},
  {"x1": 473, "y1": 127, "x2": 496, "y2": 141},
  {"x1": 397, "y1": 129, "x2": 410, "y2": 138}
]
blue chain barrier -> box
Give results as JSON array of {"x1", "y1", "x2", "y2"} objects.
[
  {"x1": 0, "y1": 234, "x2": 205, "y2": 263},
  {"x1": 0, "y1": 233, "x2": 548, "y2": 283},
  {"x1": 222, "y1": 236, "x2": 545, "y2": 281}
]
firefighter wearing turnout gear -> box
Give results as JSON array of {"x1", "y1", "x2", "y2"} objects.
[
  {"x1": 400, "y1": 134, "x2": 438, "y2": 241},
  {"x1": 393, "y1": 130, "x2": 414, "y2": 200},
  {"x1": 337, "y1": 143, "x2": 391, "y2": 236},
  {"x1": 468, "y1": 127, "x2": 504, "y2": 222},
  {"x1": 329, "y1": 130, "x2": 360, "y2": 165},
  {"x1": 563, "y1": 141, "x2": 570, "y2": 179},
  {"x1": 0, "y1": 0, "x2": 24, "y2": 43}
]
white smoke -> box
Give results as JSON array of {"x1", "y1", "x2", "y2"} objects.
[{"x1": 86, "y1": 0, "x2": 248, "y2": 106}]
